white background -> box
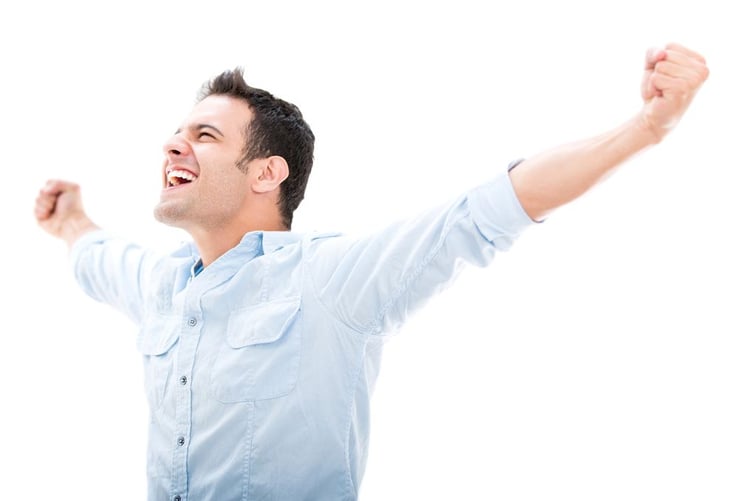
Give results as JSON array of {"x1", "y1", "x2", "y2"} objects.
[{"x1": 2, "y1": 1, "x2": 736, "y2": 499}]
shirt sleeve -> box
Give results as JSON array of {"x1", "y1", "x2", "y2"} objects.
[
  {"x1": 306, "y1": 170, "x2": 536, "y2": 336},
  {"x1": 69, "y1": 230, "x2": 163, "y2": 325}
]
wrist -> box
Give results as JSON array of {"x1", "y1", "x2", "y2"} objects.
[
  {"x1": 61, "y1": 215, "x2": 100, "y2": 248},
  {"x1": 634, "y1": 111, "x2": 668, "y2": 146}
]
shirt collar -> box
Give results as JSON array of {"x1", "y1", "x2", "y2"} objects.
[
  {"x1": 180, "y1": 230, "x2": 304, "y2": 280},
  {"x1": 259, "y1": 231, "x2": 303, "y2": 254},
  {"x1": 232, "y1": 230, "x2": 303, "y2": 256}
]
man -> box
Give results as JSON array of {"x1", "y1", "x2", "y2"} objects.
[{"x1": 35, "y1": 43, "x2": 708, "y2": 500}]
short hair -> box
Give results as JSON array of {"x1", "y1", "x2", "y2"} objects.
[{"x1": 198, "y1": 68, "x2": 315, "y2": 229}]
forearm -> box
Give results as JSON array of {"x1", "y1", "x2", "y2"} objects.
[{"x1": 509, "y1": 113, "x2": 660, "y2": 221}]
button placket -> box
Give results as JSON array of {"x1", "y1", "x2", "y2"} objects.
[{"x1": 171, "y1": 299, "x2": 203, "y2": 499}]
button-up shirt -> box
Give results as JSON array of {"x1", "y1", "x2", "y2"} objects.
[{"x1": 70, "y1": 172, "x2": 533, "y2": 500}]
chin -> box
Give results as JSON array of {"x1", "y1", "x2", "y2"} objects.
[{"x1": 153, "y1": 202, "x2": 187, "y2": 228}]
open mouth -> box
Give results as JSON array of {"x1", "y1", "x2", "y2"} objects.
[{"x1": 167, "y1": 169, "x2": 198, "y2": 187}]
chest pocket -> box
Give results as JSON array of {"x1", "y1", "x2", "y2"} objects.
[
  {"x1": 136, "y1": 314, "x2": 180, "y2": 411},
  {"x1": 210, "y1": 296, "x2": 302, "y2": 403}
]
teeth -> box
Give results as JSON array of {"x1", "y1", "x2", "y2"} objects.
[{"x1": 167, "y1": 169, "x2": 197, "y2": 186}]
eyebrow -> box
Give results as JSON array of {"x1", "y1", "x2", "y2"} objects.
[{"x1": 174, "y1": 123, "x2": 225, "y2": 137}]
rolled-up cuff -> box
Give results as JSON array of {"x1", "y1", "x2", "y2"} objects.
[{"x1": 467, "y1": 165, "x2": 539, "y2": 251}]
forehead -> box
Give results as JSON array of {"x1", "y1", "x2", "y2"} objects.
[{"x1": 183, "y1": 94, "x2": 253, "y2": 132}]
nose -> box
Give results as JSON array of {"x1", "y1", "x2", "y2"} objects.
[{"x1": 162, "y1": 133, "x2": 192, "y2": 158}]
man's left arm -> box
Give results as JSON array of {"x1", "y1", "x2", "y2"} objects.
[{"x1": 509, "y1": 43, "x2": 709, "y2": 221}]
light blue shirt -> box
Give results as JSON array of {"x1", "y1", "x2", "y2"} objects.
[{"x1": 70, "y1": 171, "x2": 533, "y2": 500}]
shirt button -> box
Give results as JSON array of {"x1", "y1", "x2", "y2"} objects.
[
  {"x1": 187, "y1": 317, "x2": 197, "y2": 327},
  {"x1": 179, "y1": 376, "x2": 188, "y2": 385},
  {"x1": 177, "y1": 436, "x2": 185, "y2": 446}
]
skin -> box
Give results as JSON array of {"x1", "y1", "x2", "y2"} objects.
[{"x1": 35, "y1": 43, "x2": 709, "y2": 264}]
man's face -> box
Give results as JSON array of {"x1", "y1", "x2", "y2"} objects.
[{"x1": 154, "y1": 95, "x2": 255, "y2": 232}]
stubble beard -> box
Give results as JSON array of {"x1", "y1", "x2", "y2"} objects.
[
  {"x1": 153, "y1": 195, "x2": 240, "y2": 233},
  {"x1": 153, "y1": 199, "x2": 190, "y2": 229}
]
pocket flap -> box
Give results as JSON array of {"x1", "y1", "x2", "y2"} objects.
[
  {"x1": 226, "y1": 297, "x2": 301, "y2": 348},
  {"x1": 137, "y1": 314, "x2": 180, "y2": 355}
]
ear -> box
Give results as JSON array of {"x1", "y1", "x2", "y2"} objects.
[{"x1": 252, "y1": 156, "x2": 289, "y2": 194}]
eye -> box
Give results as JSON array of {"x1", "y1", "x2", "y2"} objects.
[{"x1": 199, "y1": 132, "x2": 216, "y2": 140}]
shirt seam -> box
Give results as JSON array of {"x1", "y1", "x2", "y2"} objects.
[
  {"x1": 366, "y1": 205, "x2": 469, "y2": 335},
  {"x1": 305, "y1": 254, "x2": 374, "y2": 338},
  {"x1": 342, "y1": 338, "x2": 370, "y2": 498},
  {"x1": 303, "y1": 262, "x2": 367, "y2": 497}
]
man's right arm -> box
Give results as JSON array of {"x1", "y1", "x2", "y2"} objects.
[
  {"x1": 34, "y1": 179, "x2": 100, "y2": 248},
  {"x1": 35, "y1": 179, "x2": 155, "y2": 324}
]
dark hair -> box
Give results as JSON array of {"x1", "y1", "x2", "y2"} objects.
[{"x1": 198, "y1": 68, "x2": 315, "y2": 229}]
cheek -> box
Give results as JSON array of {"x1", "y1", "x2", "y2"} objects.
[{"x1": 201, "y1": 166, "x2": 249, "y2": 200}]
